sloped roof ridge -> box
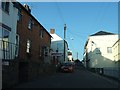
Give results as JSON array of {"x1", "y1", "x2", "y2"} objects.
[
  {"x1": 90, "y1": 31, "x2": 115, "y2": 36},
  {"x1": 50, "y1": 33, "x2": 63, "y2": 41}
]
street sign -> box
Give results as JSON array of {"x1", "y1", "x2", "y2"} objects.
[{"x1": 51, "y1": 52, "x2": 63, "y2": 56}]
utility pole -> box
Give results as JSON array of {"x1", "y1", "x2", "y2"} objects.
[
  {"x1": 64, "y1": 24, "x2": 66, "y2": 62},
  {"x1": 77, "y1": 52, "x2": 78, "y2": 60}
]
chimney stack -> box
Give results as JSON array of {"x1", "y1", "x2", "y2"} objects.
[
  {"x1": 23, "y1": 4, "x2": 31, "y2": 13},
  {"x1": 50, "y1": 29, "x2": 55, "y2": 34}
]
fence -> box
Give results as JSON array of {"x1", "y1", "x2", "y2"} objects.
[
  {"x1": 1, "y1": 40, "x2": 19, "y2": 88},
  {"x1": 90, "y1": 66, "x2": 120, "y2": 80},
  {"x1": 103, "y1": 67, "x2": 120, "y2": 79},
  {"x1": 0, "y1": 40, "x2": 18, "y2": 60}
]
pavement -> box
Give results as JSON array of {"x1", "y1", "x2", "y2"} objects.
[{"x1": 12, "y1": 65, "x2": 119, "y2": 88}]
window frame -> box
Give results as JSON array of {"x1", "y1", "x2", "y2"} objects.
[
  {"x1": 107, "y1": 47, "x2": 112, "y2": 53},
  {"x1": 26, "y1": 39, "x2": 31, "y2": 53},
  {"x1": 1, "y1": 2, "x2": 10, "y2": 14},
  {"x1": 28, "y1": 18, "x2": 32, "y2": 30},
  {"x1": 1, "y1": 28, "x2": 10, "y2": 59},
  {"x1": 44, "y1": 47, "x2": 49, "y2": 56},
  {"x1": 2, "y1": 28, "x2": 10, "y2": 42},
  {"x1": 40, "y1": 30, "x2": 44, "y2": 38}
]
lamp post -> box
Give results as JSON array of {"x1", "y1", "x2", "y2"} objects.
[
  {"x1": 77, "y1": 52, "x2": 78, "y2": 60},
  {"x1": 64, "y1": 24, "x2": 66, "y2": 62}
]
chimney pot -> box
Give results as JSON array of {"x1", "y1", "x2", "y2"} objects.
[
  {"x1": 23, "y1": 4, "x2": 31, "y2": 13},
  {"x1": 50, "y1": 29, "x2": 55, "y2": 34}
]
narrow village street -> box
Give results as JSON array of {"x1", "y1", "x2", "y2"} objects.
[
  {"x1": 1, "y1": 1, "x2": 120, "y2": 90},
  {"x1": 13, "y1": 65, "x2": 119, "y2": 88}
]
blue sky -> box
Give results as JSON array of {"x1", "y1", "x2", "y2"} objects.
[{"x1": 20, "y1": 2, "x2": 118, "y2": 61}]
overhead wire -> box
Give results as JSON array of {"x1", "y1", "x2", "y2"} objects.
[
  {"x1": 93, "y1": 2, "x2": 110, "y2": 31},
  {"x1": 55, "y1": 2, "x2": 78, "y2": 59},
  {"x1": 55, "y1": 2, "x2": 66, "y2": 25}
]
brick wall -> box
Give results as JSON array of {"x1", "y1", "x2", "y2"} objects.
[
  {"x1": 17, "y1": 5, "x2": 51, "y2": 62},
  {"x1": 16, "y1": 3, "x2": 52, "y2": 85}
]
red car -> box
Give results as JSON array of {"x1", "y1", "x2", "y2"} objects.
[{"x1": 61, "y1": 63, "x2": 74, "y2": 73}]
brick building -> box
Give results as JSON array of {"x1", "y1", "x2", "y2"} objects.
[{"x1": 17, "y1": 3, "x2": 52, "y2": 82}]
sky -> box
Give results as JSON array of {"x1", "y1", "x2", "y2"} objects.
[{"x1": 19, "y1": 1, "x2": 118, "y2": 61}]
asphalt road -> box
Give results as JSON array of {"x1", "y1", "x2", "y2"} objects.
[{"x1": 14, "y1": 66, "x2": 119, "y2": 88}]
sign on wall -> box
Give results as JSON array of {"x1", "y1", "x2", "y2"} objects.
[
  {"x1": 2, "y1": 61, "x2": 9, "y2": 66},
  {"x1": 51, "y1": 52, "x2": 63, "y2": 56}
]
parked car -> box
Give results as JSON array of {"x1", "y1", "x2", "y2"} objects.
[
  {"x1": 61, "y1": 63, "x2": 74, "y2": 73},
  {"x1": 56, "y1": 63, "x2": 63, "y2": 72}
]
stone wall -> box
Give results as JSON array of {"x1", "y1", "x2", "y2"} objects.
[
  {"x1": 103, "y1": 67, "x2": 120, "y2": 79},
  {"x1": 2, "y1": 59, "x2": 56, "y2": 89},
  {"x1": 28, "y1": 62, "x2": 56, "y2": 80},
  {"x1": 2, "y1": 59, "x2": 19, "y2": 88}
]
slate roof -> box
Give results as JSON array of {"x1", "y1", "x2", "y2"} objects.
[
  {"x1": 50, "y1": 33, "x2": 63, "y2": 41},
  {"x1": 90, "y1": 31, "x2": 115, "y2": 36}
]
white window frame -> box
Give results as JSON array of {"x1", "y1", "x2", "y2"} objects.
[
  {"x1": 2, "y1": 28, "x2": 10, "y2": 42},
  {"x1": 26, "y1": 39, "x2": 31, "y2": 53},
  {"x1": 107, "y1": 47, "x2": 112, "y2": 53},
  {"x1": 28, "y1": 18, "x2": 32, "y2": 30}
]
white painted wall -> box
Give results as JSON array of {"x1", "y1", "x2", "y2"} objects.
[
  {"x1": 0, "y1": 7, "x2": 2, "y2": 89},
  {"x1": 68, "y1": 55, "x2": 72, "y2": 61},
  {"x1": 85, "y1": 35, "x2": 118, "y2": 68},
  {"x1": 105, "y1": 39, "x2": 120, "y2": 79},
  {"x1": 68, "y1": 51, "x2": 73, "y2": 62},
  {"x1": 0, "y1": 1, "x2": 18, "y2": 59},
  {"x1": 1, "y1": 2, "x2": 18, "y2": 44},
  {"x1": 112, "y1": 39, "x2": 120, "y2": 61},
  {"x1": 50, "y1": 33, "x2": 68, "y2": 63}
]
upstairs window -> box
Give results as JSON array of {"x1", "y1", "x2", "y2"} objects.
[
  {"x1": 107, "y1": 47, "x2": 112, "y2": 53},
  {"x1": 44, "y1": 47, "x2": 49, "y2": 56},
  {"x1": 26, "y1": 39, "x2": 31, "y2": 53},
  {"x1": 40, "y1": 30, "x2": 44, "y2": 38},
  {"x1": 2, "y1": 28, "x2": 10, "y2": 51},
  {"x1": 1, "y1": 2, "x2": 9, "y2": 14},
  {"x1": 28, "y1": 18, "x2": 32, "y2": 30},
  {"x1": 2, "y1": 28, "x2": 10, "y2": 42}
]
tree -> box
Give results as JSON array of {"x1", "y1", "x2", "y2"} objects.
[{"x1": 74, "y1": 59, "x2": 80, "y2": 63}]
